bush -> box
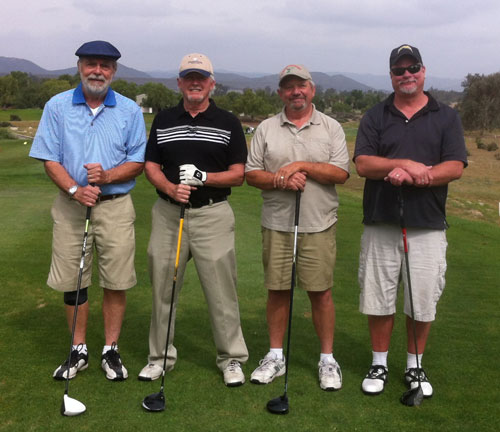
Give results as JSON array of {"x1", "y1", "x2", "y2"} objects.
[
  {"x1": 0, "y1": 121, "x2": 11, "y2": 127},
  {"x1": 0, "y1": 129, "x2": 14, "y2": 139},
  {"x1": 10, "y1": 114, "x2": 21, "y2": 121},
  {"x1": 476, "y1": 137, "x2": 486, "y2": 149},
  {"x1": 487, "y1": 142, "x2": 499, "y2": 152},
  {"x1": 495, "y1": 152, "x2": 500, "y2": 160}
]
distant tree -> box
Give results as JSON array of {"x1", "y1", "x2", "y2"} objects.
[
  {"x1": 37, "y1": 79, "x2": 72, "y2": 107},
  {"x1": 213, "y1": 83, "x2": 229, "y2": 96},
  {"x1": 58, "y1": 73, "x2": 80, "y2": 86},
  {"x1": 427, "y1": 87, "x2": 462, "y2": 105},
  {"x1": 112, "y1": 79, "x2": 139, "y2": 101},
  {"x1": 139, "y1": 82, "x2": 179, "y2": 112},
  {"x1": 459, "y1": 73, "x2": 500, "y2": 130}
]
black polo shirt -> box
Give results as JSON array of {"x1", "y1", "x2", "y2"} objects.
[
  {"x1": 354, "y1": 92, "x2": 468, "y2": 229},
  {"x1": 146, "y1": 99, "x2": 247, "y2": 207}
]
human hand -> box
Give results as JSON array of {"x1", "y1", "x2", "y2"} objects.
[
  {"x1": 179, "y1": 164, "x2": 207, "y2": 186},
  {"x1": 85, "y1": 163, "x2": 109, "y2": 185}
]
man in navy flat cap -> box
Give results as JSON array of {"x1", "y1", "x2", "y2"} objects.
[{"x1": 30, "y1": 40, "x2": 146, "y2": 382}]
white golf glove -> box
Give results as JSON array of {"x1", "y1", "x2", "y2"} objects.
[{"x1": 179, "y1": 164, "x2": 207, "y2": 186}]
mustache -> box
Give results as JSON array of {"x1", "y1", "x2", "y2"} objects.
[{"x1": 87, "y1": 74, "x2": 106, "y2": 82}]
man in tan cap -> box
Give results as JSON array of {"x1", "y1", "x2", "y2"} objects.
[
  {"x1": 245, "y1": 64, "x2": 350, "y2": 391},
  {"x1": 138, "y1": 53, "x2": 249, "y2": 387}
]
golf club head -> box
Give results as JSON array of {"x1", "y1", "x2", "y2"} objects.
[
  {"x1": 61, "y1": 394, "x2": 86, "y2": 416},
  {"x1": 400, "y1": 386, "x2": 424, "y2": 407},
  {"x1": 266, "y1": 395, "x2": 289, "y2": 415},
  {"x1": 142, "y1": 392, "x2": 166, "y2": 412}
]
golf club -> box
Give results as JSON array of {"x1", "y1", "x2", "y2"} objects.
[
  {"x1": 61, "y1": 205, "x2": 91, "y2": 417},
  {"x1": 142, "y1": 204, "x2": 186, "y2": 412},
  {"x1": 398, "y1": 189, "x2": 424, "y2": 407},
  {"x1": 267, "y1": 190, "x2": 301, "y2": 415}
]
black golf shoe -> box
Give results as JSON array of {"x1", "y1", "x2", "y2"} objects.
[
  {"x1": 404, "y1": 367, "x2": 433, "y2": 398},
  {"x1": 101, "y1": 343, "x2": 128, "y2": 381},
  {"x1": 53, "y1": 344, "x2": 89, "y2": 380},
  {"x1": 361, "y1": 365, "x2": 388, "y2": 395}
]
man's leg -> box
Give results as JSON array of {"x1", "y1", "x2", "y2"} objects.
[
  {"x1": 267, "y1": 289, "x2": 291, "y2": 348},
  {"x1": 368, "y1": 314, "x2": 395, "y2": 352},
  {"x1": 102, "y1": 288, "x2": 126, "y2": 345},
  {"x1": 65, "y1": 301, "x2": 89, "y2": 345},
  {"x1": 307, "y1": 289, "x2": 334, "y2": 354}
]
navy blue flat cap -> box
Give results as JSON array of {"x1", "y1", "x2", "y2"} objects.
[{"x1": 75, "y1": 40, "x2": 121, "y2": 60}]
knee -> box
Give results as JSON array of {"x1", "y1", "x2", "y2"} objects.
[{"x1": 64, "y1": 288, "x2": 88, "y2": 306}]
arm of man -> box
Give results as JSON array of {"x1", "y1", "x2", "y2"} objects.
[
  {"x1": 205, "y1": 163, "x2": 245, "y2": 187},
  {"x1": 355, "y1": 155, "x2": 432, "y2": 184},
  {"x1": 428, "y1": 160, "x2": 464, "y2": 186},
  {"x1": 144, "y1": 161, "x2": 192, "y2": 204},
  {"x1": 44, "y1": 161, "x2": 101, "y2": 207},
  {"x1": 275, "y1": 161, "x2": 348, "y2": 187},
  {"x1": 85, "y1": 161, "x2": 144, "y2": 185}
]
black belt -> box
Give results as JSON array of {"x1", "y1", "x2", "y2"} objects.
[
  {"x1": 162, "y1": 195, "x2": 227, "y2": 208},
  {"x1": 98, "y1": 193, "x2": 127, "y2": 202}
]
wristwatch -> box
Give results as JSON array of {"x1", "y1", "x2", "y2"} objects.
[{"x1": 68, "y1": 185, "x2": 78, "y2": 198}]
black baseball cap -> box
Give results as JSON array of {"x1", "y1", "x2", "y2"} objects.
[{"x1": 389, "y1": 44, "x2": 422, "y2": 67}]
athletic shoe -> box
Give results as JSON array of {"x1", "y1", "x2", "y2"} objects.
[
  {"x1": 250, "y1": 352, "x2": 286, "y2": 384},
  {"x1": 138, "y1": 363, "x2": 163, "y2": 381},
  {"x1": 361, "y1": 365, "x2": 388, "y2": 395},
  {"x1": 405, "y1": 367, "x2": 433, "y2": 398},
  {"x1": 223, "y1": 360, "x2": 245, "y2": 387},
  {"x1": 318, "y1": 359, "x2": 342, "y2": 391},
  {"x1": 101, "y1": 343, "x2": 128, "y2": 381},
  {"x1": 53, "y1": 344, "x2": 89, "y2": 380}
]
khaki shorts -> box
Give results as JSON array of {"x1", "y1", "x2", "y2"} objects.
[
  {"x1": 358, "y1": 224, "x2": 447, "y2": 322},
  {"x1": 47, "y1": 192, "x2": 137, "y2": 292},
  {"x1": 262, "y1": 224, "x2": 336, "y2": 292}
]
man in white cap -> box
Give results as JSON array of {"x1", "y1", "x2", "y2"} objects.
[
  {"x1": 138, "y1": 53, "x2": 249, "y2": 386},
  {"x1": 245, "y1": 64, "x2": 350, "y2": 391},
  {"x1": 30, "y1": 40, "x2": 146, "y2": 382}
]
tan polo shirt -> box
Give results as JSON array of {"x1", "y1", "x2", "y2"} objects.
[{"x1": 245, "y1": 106, "x2": 350, "y2": 233}]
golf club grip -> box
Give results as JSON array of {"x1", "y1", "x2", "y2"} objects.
[
  {"x1": 294, "y1": 190, "x2": 301, "y2": 226},
  {"x1": 174, "y1": 205, "x2": 185, "y2": 271}
]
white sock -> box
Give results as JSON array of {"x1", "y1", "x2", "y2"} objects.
[
  {"x1": 73, "y1": 344, "x2": 87, "y2": 355},
  {"x1": 270, "y1": 348, "x2": 283, "y2": 359},
  {"x1": 102, "y1": 344, "x2": 117, "y2": 355},
  {"x1": 406, "y1": 352, "x2": 423, "y2": 370},
  {"x1": 320, "y1": 353, "x2": 335, "y2": 364},
  {"x1": 372, "y1": 351, "x2": 388, "y2": 368}
]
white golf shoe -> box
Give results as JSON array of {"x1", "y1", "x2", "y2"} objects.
[
  {"x1": 138, "y1": 363, "x2": 164, "y2": 381},
  {"x1": 223, "y1": 360, "x2": 245, "y2": 387},
  {"x1": 250, "y1": 352, "x2": 286, "y2": 384},
  {"x1": 361, "y1": 365, "x2": 388, "y2": 395},
  {"x1": 53, "y1": 345, "x2": 89, "y2": 380},
  {"x1": 318, "y1": 359, "x2": 342, "y2": 391},
  {"x1": 405, "y1": 367, "x2": 433, "y2": 398}
]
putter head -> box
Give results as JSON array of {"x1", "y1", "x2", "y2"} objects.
[
  {"x1": 266, "y1": 394, "x2": 289, "y2": 415},
  {"x1": 400, "y1": 386, "x2": 424, "y2": 407},
  {"x1": 61, "y1": 394, "x2": 86, "y2": 416},
  {"x1": 142, "y1": 392, "x2": 166, "y2": 412}
]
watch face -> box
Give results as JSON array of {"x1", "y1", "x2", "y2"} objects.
[{"x1": 69, "y1": 185, "x2": 78, "y2": 195}]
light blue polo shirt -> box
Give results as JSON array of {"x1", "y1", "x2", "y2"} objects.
[{"x1": 30, "y1": 83, "x2": 146, "y2": 195}]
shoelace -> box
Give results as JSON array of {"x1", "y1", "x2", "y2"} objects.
[
  {"x1": 226, "y1": 360, "x2": 240, "y2": 372},
  {"x1": 407, "y1": 368, "x2": 428, "y2": 382},
  {"x1": 367, "y1": 366, "x2": 387, "y2": 379},
  {"x1": 319, "y1": 361, "x2": 338, "y2": 377},
  {"x1": 63, "y1": 343, "x2": 85, "y2": 368},
  {"x1": 104, "y1": 343, "x2": 122, "y2": 369}
]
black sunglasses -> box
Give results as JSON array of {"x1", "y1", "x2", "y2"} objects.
[{"x1": 391, "y1": 63, "x2": 422, "y2": 76}]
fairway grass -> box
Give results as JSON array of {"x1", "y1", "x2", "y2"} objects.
[{"x1": 1, "y1": 137, "x2": 499, "y2": 431}]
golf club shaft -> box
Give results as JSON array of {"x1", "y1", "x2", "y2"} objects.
[
  {"x1": 64, "y1": 205, "x2": 92, "y2": 395},
  {"x1": 282, "y1": 190, "x2": 301, "y2": 396},
  {"x1": 159, "y1": 204, "x2": 185, "y2": 393},
  {"x1": 398, "y1": 188, "x2": 422, "y2": 381}
]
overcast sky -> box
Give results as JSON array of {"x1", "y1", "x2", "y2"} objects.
[{"x1": 3, "y1": 0, "x2": 499, "y2": 79}]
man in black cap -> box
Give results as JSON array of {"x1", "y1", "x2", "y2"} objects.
[
  {"x1": 353, "y1": 44, "x2": 467, "y2": 398},
  {"x1": 30, "y1": 40, "x2": 146, "y2": 382}
]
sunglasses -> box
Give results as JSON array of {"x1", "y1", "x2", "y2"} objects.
[{"x1": 391, "y1": 63, "x2": 422, "y2": 76}]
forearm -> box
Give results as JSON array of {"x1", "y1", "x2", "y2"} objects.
[
  {"x1": 205, "y1": 163, "x2": 245, "y2": 188},
  {"x1": 44, "y1": 161, "x2": 78, "y2": 192},
  {"x1": 429, "y1": 161, "x2": 464, "y2": 186},
  {"x1": 102, "y1": 162, "x2": 144, "y2": 184},
  {"x1": 144, "y1": 162, "x2": 176, "y2": 197},
  {"x1": 355, "y1": 155, "x2": 430, "y2": 181},
  {"x1": 245, "y1": 170, "x2": 276, "y2": 190},
  {"x1": 290, "y1": 161, "x2": 348, "y2": 185}
]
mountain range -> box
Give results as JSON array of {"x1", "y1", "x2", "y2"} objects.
[{"x1": 0, "y1": 56, "x2": 463, "y2": 92}]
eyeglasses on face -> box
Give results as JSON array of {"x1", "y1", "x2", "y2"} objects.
[{"x1": 390, "y1": 63, "x2": 422, "y2": 76}]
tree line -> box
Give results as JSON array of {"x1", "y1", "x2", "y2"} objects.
[{"x1": 2, "y1": 70, "x2": 498, "y2": 131}]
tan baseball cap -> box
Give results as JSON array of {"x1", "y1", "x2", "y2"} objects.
[
  {"x1": 179, "y1": 53, "x2": 214, "y2": 78},
  {"x1": 279, "y1": 64, "x2": 312, "y2": 85}
]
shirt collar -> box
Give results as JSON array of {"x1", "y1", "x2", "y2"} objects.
[
  {"x1": 279, "y1": 103, "x2": 321, "y2": 127},
  {"x1": 176, "y1": 98, "x2": 217, "y2": 120},
  {"x1": 72, "y1": 83, "x2": 117, "y2": 107},
  {"x1": 385, "y1": 91, "x2": 439, "y2": 113}
]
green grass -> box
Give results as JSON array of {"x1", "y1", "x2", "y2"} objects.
[
  {"x1": 1, "y1": 137, "x2": 499, "y2": 431},
  {"x1": 0, "y1": 108, "x2": 43, "y2": 122}
]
